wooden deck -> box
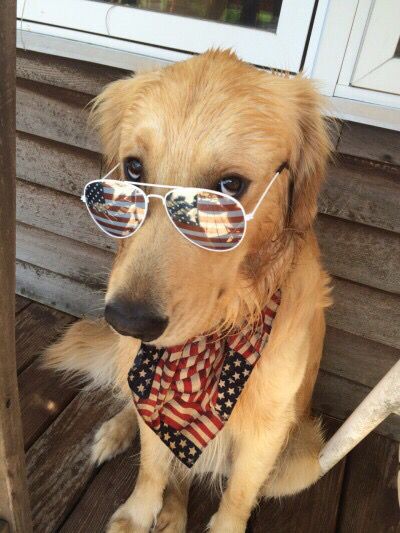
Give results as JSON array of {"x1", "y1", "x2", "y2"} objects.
[{"x1": 16, "y1": 295, "x2": 399, "y2": 533}]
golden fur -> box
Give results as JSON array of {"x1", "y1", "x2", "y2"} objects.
[{"x1": 45, "y1": 50, "x2": 332, "y2": 533}]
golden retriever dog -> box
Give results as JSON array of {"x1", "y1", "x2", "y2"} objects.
[{"x1": 45, "y1": 50, "x2": 332, "y2": 533}]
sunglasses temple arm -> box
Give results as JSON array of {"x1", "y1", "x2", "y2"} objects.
[
  {"x1": 245, "y1": 166, "x2": 285, "y2": 221},
  {"x1": 80, "y1": 163, "x2": 121, "y2": 203},
  {"x1": 102, "y1": 162, "x2": 121, "y2": 180}
]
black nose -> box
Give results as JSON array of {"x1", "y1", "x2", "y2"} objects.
[{"x1": 104, "y1": 300, "x2": 169, "y2": 341}]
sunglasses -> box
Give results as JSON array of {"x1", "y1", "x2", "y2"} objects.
[{"x1": 81, "y1": 162, "x2": 287, "y2": 253}]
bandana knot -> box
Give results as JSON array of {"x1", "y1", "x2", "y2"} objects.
[{"x1": 128, "y1": 290, "x2": 281, "y2": 467}]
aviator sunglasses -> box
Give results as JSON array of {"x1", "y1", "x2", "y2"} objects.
[{"x1": 81, "y1": 162, "x2": 288, "y2": 252}]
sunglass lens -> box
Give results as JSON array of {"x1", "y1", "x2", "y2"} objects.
[
  {"x1": 84, "y1": 179, "x2": 146, "y2": 238},
  {"x1": 166, "y1": 190, "x2": 245, "y2": 251}
]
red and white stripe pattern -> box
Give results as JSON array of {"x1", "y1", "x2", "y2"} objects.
[
  {"x1": 128, "y1": 291, "x2": 281, "y2": 467},
  {"x1": 166, "y1": 190, "x2": 245, "y2": 250},
  {"x1": 85, "y1": 180, "x2": 146, "y2": 237}
]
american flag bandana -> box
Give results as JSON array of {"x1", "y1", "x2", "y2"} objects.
[{"x1": 128, "y1": 291, "x2": 281, "y2": 468}]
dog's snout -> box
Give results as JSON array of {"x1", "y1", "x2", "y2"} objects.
[{"x1": 104, "y1": 300, "x2": 169, "y2": 342}]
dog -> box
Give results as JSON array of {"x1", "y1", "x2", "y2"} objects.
[{"x1": 45, "y1": 50, "x2": 332, "y2": 533}]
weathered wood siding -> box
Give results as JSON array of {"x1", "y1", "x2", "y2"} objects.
[{"x1": 15, "y1": 50, "x2": 400, "y2": 440}]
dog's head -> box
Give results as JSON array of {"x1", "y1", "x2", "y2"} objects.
[{"x1": 91, "y1": 50, "x2": 330, "y2": 345}]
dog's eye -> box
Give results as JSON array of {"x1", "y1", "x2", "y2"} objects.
[
  {"x1": 217, "y1": 176, "x2": 246, "y2": 198},
  {"x1": 124, "y1": 157, "x2": 143, "y2": 181}
]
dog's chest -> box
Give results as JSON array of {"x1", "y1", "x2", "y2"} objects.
[{"x1": 174, "y1": 426, "x2": 233, "y2": 479}]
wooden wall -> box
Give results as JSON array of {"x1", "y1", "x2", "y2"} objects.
[{"x1": 15, "y1": 50, "x2": 400, "y2": 440}]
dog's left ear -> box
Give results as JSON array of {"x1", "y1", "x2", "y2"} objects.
[
  {"x1": 285, "y1": 76, "x2": 332, "y2": 234},
  {"x1": 90, "y1": 70, "x2": 161, "y2": 165}
]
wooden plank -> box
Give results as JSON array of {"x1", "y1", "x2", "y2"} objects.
[
  {"x1": 252, "y1": 476, "x2": 345, "y2": 533},
  {"x1": 313, "y1": 371, "x2": 400, "y2": 441},
  {"x1": 15, "y1": 294, "x2": 31, "y2": 314},
  {"x1": 26, "y1": 390, "x2": 122, "y2": 533},
  {"x1": 16, "y1": 79, "x2": 99, "y2": 152},
  {"x1": 316, "y1": 214, "x2": 400, "y2": 294},
  {"x1": 319, "y1": 156, "x2": 400, "y2": 233},
  {"x1": 338, "y1": 431, "x2": 399, "y2": 533},
  {"x1": 17, "y1": 223, "x2": 113, "y2": 287},
  {"x1": 15, "y1": 300, "x2": 77, "y2": 449},
  {"x1": 16, "y1": 261, "x2": 105, "y2": 318},
  {"x1": 186, "y1": 483, "x2": 222, "y2": 533},
  {"x1": 0, "y1": 521, "x2": 9, "y2": 533},
  {"x1": 327, "y1": 278, "x2": 400, "y2": 350},
  {"x1": 322, "y1": 326, "x2": 399, "y2": 389},
  {"x1": 15, "y1": 301, "x2": 75, "y2": 373},
  {"x1": 16, "y1": 179, "x2": 115, "y2": 252},
  {"x1": 337, "y1": 121, "x2": 400, "y2": 166},
  {"x1": 327, "y1": 118, "x2": 342, "y2": 150},
  {"x1": 0, "y1": 1, "x2": 32, "y2": 530},
  {"x1": 60, "y1": 448, "x2": 139, "y2": 533},
  {"x1": 17, "y1": 131, "x2": 102, "y2": 195},
  {"x1": 251, "y1": 417, "x2": 345, "y2": 533},
  {"x1": 17, "y1": 49, "x2": 126, "y2": 96},
  {"x1": 19, "y1": 359, "x2": 78, "y2": 450}
]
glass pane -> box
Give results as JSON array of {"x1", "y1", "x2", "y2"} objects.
[{"x1": 98, "y1": 1, "x2": 283, "y2": 32}]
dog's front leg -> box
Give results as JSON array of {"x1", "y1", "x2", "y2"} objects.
[
  {"x1": 154, "y1": 477, "x2": 190, "y2": 533},
  {"x1": 107, "y1": 418, "x2": 171, "y2": 533},
  {"x1": 209, "y1": 420, "x2": 290, "y2": 533}
]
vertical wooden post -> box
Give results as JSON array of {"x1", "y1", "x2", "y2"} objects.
[{"x1": 0, "y1": 2, "x2": 32, "y2": 531}]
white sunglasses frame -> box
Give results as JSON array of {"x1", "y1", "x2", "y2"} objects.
[{"x1": 81, "y1": 163, "x2": 286, "y2": 253}]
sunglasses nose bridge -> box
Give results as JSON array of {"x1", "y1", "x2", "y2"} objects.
[{"x1": 146, "y1": 193, "x2": 165, "y2": 202}]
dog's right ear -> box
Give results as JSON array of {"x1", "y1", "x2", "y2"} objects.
[
  {"x1": 90, "y1": 71, "x2": 160, "y2": 165},
  {"x1": 285, "y1": 76, "x2": 332, "y2": 234}
]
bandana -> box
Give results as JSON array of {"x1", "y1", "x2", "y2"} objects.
[{"x1": 128, "y1": 291, "x2": 281, "y2": 468}]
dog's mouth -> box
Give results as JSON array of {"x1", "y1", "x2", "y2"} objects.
[{"x1": 115, "y1": 328, "x2": 167, "y2": 343}]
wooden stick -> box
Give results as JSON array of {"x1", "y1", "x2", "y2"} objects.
[
  {"x1": 319, "y1": 359, "x2": 400, "y2": 474},
  {"x1": 0, "y1": 1, "x2": 32, "y2": 531}
]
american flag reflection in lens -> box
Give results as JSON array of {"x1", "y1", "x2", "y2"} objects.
[
  {"x1": 85, "y1": 179, "x2": 146, "y2": 238},
  {"x1": 166, "y1": 190, "x2": 245, "y2": 250}
]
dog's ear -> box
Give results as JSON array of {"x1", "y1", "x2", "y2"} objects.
[
  {"x1": 286, "y1": 77, "x2": 332, "y2": 234},
  {"x1": 90, "y1": 71, "x2": 160, "y2": 165}
]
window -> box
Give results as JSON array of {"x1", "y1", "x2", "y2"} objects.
[
  {"x1": 100, "y1": 0, "x2": 283, "y2": 31},
  {"x1": 17, "y1": 0, "x2": 316, "y2": 72},
  {"x1": 16, "y1": 0, "x2": 400, "y2": 129}
]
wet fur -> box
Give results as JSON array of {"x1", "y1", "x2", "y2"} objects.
[{"x1": 45, "y1": 50, "x2": 332, "y2": 532}]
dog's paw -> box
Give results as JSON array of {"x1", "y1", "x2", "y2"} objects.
[
  {"x1": 91, "y1": 406, "x2": 137, "y2": 465},
  {"x1": 106, "y1": 514, "x2": 148, "y2": 533},
  {"x1": 154, "y1": 501, "x2": 187, "y2": 533},
  {"x1": 208, "y1": 512, "x2": 246, "y2": 533},
  {"x1": 106, "y1": 516, "x2": 134, "y2": 533}
]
